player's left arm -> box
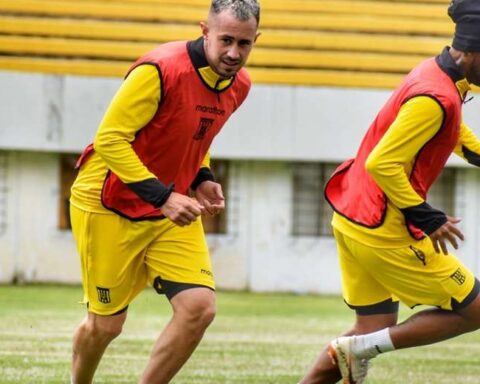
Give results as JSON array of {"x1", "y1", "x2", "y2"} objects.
[{"x1": 453, "y1": 121, "x2": 480, "y2": 166}]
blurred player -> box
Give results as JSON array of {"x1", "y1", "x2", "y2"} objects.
[
  {"x1": 69, "y1": 1, "x2": 260, "y2": 383},
  {"x1": 300, "y1": 0, "x2": 480, "y2": 383}
]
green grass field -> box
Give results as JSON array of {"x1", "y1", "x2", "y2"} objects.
[{"x1": 1, "y1": 285, "x2": 480, "y2": 383}]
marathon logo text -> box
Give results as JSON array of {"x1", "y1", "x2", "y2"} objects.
[{"x1": 196, "y1": 105, "x2": 225, "y2": 116}]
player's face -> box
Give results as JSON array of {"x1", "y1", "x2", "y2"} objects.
[
  {"x1": 201, "y1": 10, "x2": 259, "y2": 79},
  {"x1": 465, "y1": 52, "x2": 480, "y2": 86}
]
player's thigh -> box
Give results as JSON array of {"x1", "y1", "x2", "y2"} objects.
[
  {"x1": 146, "y1": 218, "x2": 215, "y2": 299},
  {"x1": 70, "y1": 205, "x2": 151, "y2": 315},
  {"x1": 334, "y1": 229, "x2": 393, "y2": 309},
  {"x1": 358, "y1": 237, "x2": 477, "y2": 310}
]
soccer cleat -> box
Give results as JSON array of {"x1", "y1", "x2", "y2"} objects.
[{"x1": 328, "y1": 336, "x2": 370, "y2": 384}]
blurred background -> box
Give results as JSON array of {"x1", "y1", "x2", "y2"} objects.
[{"x1": 1, "y1": 0, "x2": 479, "y2": 295}]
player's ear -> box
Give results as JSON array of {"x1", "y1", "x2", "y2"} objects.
[
  {"x1": 200, "y1": 21, "x2": 209, "y2": 39},
  {"x1": 254, "y1": 32, "x2": 261, "y2": 43}
]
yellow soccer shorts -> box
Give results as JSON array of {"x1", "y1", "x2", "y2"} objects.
[
  {"x1": 70, "y1": 204, "x2": 215, "y2": 315},
  {"x1": 334, "y1": 228, "x2": 479, "y2": 314}
]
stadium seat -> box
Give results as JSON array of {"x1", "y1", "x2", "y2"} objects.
[{"x1": 0, "y1": 0, "x2": 453, "y2": 89}]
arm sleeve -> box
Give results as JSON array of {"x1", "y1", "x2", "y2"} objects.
[
  {"x1": 94, "y1": 64, "x2": 160, "y2": 183},
  {"x1": 200, "y1": 151, "x2": 211, "y2": 169},
  {"x1": 454, "y1": 122, "x2": 480, "y2": 166},
  {"x1": 94, "y1": 64, "x2": 173, "y2": 207},
  {"x1": 190, "y1": 151, "x2": 216, "y2": 190},
  {"x1": 365, "y1": 96, "x2": 448, "y2": 234}
]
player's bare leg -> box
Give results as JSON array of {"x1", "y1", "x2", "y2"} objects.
[
  {"x1": 300, "y1": 312, "x2": 398, "y2": 384},
  {"x1": 139, "y1": 287, "x2": 216, "y2": 384},
  {"x1": 390, "y1": 293, "x2": 480, "y2": 348},
  {"x1": 72, "y1": 310, "x2": 128, "y2": 384}
]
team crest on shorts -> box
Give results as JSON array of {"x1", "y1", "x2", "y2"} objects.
[
  {"x1": 96, "y1": 287, "x2": 111, "y2": 303},
  {"x1": 450, "y1": 268, "x2": 466, "y2": 286}
]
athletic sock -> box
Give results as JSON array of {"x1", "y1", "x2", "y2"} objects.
[{"x1": 351, "y1": 328, "x2": 395, "y2": 359}]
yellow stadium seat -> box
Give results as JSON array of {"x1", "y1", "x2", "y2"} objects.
[{"x1": 0, "y1": 0, "x2": 455, "y2": 89}]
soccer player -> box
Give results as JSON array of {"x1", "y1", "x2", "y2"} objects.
[
  {"x1": 69, "y1": 1, "x2": 260, "y2": 383},
  {"x1": 300, "y1": 0, "x2": 480, "y2": 383}
]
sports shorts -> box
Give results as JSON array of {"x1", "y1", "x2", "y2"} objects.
[
  {"x1": 70, "y1": 204, "x2": 215, "y2": 315},
  {"x1": 334, "y1": 228, "x2": 479, "y2": 314}
]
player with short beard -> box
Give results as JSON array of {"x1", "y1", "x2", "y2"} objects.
[
  {"x1": 300, "y1": 0, "x2": 480, "y2": 383},
  {"x1": 69, "y1": 1, "x2": 260, "y2": 383}
]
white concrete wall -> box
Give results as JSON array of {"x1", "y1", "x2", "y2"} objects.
[
  {"x1": 0, "y1": 151, "x2": 79, "y2": 283},
  {"x1": 455, "y1": 168, "x2": 480, "y2": 273},
  {"x1": 0, "y1": 151, "x2": 14, "y2": 282},
  {"x1": 2, "y1": 71, "x2": 479, "y2": 165},
  {"x1": 243, "y1": 162, "x2": 341, "y2": 294},
  {"x1": 209, "y1": 161, "x2": 342, "y2": 294}
]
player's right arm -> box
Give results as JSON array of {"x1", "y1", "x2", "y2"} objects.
[
  {"x1": 365, "y1": 96, "x2": 463, "y2": 253},
  {"x1": 94, "y1": 64, "x2": 203, "y2": 225}
]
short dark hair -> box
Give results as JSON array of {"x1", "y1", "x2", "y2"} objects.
[{"x1": 210, "y1": 0, "x2": 260, "y2": 25}]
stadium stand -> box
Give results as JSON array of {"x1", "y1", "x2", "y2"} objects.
[{"x1": 0, "y1": 0, "x2": 453, "y2": 88}]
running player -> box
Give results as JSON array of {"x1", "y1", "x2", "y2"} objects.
[
  {"x1": 69, "y1": 1, "x2": 260, "y2": 383},
  {"x1": 300, "y1": 0, "x2": 480, "y2": 383}
]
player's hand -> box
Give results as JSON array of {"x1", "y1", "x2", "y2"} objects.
[
  {"x1": 160, "y1": 192, "x2": 204, "y2": 226},
  {"x1": 194, "y1": 181, "x2": 225, "y2": 216},
  {"x1": 429, "y1": 216, "x2": 464, "y2": 255}
]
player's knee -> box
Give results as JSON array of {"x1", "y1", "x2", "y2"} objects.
[
  {"x1": 91, "y1": 321, "x2": 124, "y2": 342},
  {"x1": 461, "y1": 310, "x2": 480, "y2": 331},
  {"x1": 455, "y1": 291, "x2": 480, "y2": 330},
  {"x1": 191, "y1": 300, "x2": 216, "y2": 329},
  {"x1": 201, "y1": 301, "x2": 217, "y2": 327},
  {"x1": 85, "y1": 314, "x2": 126, "y2": 342},
  {"x1": 180, "y1": 298, "x2": 216, "y2": 331}
]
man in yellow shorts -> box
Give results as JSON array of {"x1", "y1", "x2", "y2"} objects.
[
  {"x1": 300, "y1": 0, "x2": 480, "y2": 383},
  {"x1": 69, "y1": 1, "x2": 260, "y2": 383}
]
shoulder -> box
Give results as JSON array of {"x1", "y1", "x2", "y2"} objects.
[
  {"x1": 400, "y1": 96, "x2": 445, "y2": 122},
  {"x1": 140, "y1": 41, "x2": 188, "y2": 65}
]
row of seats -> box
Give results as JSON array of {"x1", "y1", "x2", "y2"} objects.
[
  {"x1": 0, "y1": 0, "x2": 453, "y2": 89},
  {"x1": 1, "y1": 0, "x2": 450, "y2": 23}
]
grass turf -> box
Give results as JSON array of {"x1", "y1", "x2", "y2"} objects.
[{"x1": 0, "y1": 285, "x2": 479, "y2": 383}]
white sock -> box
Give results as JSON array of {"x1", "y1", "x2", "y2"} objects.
[{"x1": 351, "y1": 328, "x2": 395, "y2": 359}]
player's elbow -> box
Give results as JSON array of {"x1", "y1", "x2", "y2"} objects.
[
  {"x1": 92, "y1": 135, "x2": 107, "y2": 155},
  {"x1": 365, "y1": 155, "x2": 398, "y2": 187},
  {"x1": 93, "y1": 132, "x2": 118, "y2": 157}
]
